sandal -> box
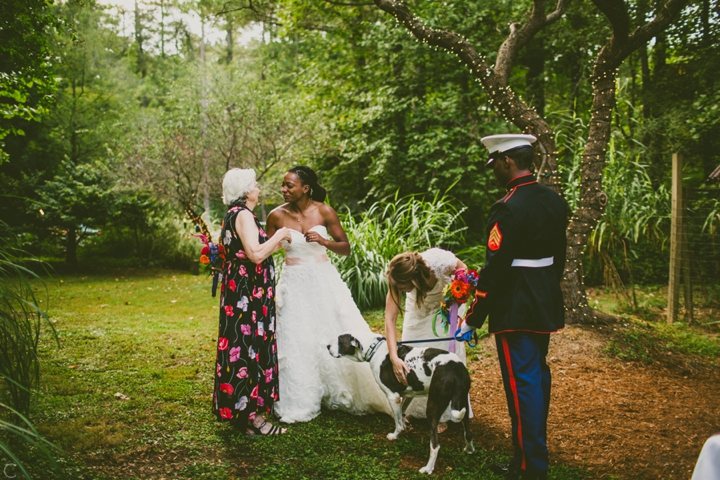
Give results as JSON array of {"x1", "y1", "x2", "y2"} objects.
[{"x1": 246, "y1": 419, "x2": 287, "y2": 437}]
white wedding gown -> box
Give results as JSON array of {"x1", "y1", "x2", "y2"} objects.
[
  {"x1": 402, "y1": 248, "x2": 471, "y2": 421},
  {"x1": 274, "y1": 226, "x2": 391, "y2": 423}
]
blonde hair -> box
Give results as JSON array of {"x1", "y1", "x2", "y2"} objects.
[
  {"x1": 222, "y1": 168, "x2": 256, "y2": 206},
  {"x1": 386, "y1": 252, "x2": 434, "y2": 310}
]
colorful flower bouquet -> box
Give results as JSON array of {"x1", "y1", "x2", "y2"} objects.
[
  {"x1": 433, "y1": 268, "x2": 480, "y2": 352},
  {"x1": 193, "y1": 234, "x2": 226, "y2": 297}
]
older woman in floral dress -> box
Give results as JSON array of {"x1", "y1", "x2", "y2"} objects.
[{"x1": 213, "y1": 168, "x2": 292, "y2": 435}]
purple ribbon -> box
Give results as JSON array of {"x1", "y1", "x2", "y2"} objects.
[{"x1": 448, "y1": 302, "x2": 459, "y2": 353}]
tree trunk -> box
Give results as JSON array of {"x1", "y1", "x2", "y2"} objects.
[
  {"x1": 563, "y1": 57, "x2": 615, "y2": 323},
  {"x1": 134, "y1": 0, "x2": 147, "y2": 78},
  {"x1": 226, "y1": 16, "x2": 234, "y2": 65}
]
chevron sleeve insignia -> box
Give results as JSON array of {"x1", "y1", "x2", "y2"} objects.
[{"x1": 488, "y1": 222, "x2": 502, "y2": 251}]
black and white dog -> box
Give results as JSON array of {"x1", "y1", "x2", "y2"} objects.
[{"x1": 328, "y1": 330, "x2": 474, "y2": 475}]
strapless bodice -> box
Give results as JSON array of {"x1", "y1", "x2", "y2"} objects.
[{"x1": 283, "y1": 225, "x2": 329, "y2": 263}]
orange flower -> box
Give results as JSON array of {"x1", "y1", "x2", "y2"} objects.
[
  {"x1": 450, "y1": 279, "x2": 470, "y2": 302},
  {"x1": 199, "y1": 254, "x2": 210, "y2": 265}
]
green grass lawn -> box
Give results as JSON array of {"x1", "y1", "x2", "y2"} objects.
[{"x1": 13, "y1": 270, "x2": 591, "y2": 479}]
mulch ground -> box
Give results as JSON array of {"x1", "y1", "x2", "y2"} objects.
[{"x1": 467, "y1": 325, "x2": 720, "y2": 479}]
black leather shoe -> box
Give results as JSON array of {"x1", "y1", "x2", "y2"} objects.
[{"x1": 489, "y1": 462, "x2": 514, "y2": 476}]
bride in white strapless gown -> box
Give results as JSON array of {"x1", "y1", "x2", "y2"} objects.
[{"x1": 274, "y1": 225, "x2": 391, "y2": 423}]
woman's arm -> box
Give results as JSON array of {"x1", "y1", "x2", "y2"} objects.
[
  {"x1": 304, "y1": 204, "x2": 351, "y2": 256},
  {"x1": 235, "y1": 210, "x2": 292, "y2": 264},
  {"x1": 384, "y1": 292, "x2": 409, "y2": 386},
  {"x1": 265, "y1": 209, "x2": 281, "y2": 238},
  {"x1": 456, "y1": 258, "x2": 467, "y2": 271}
]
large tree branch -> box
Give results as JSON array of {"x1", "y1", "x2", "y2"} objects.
[
  {"x1": 372, "y1": 0, "x2": 562, "y2": 189},
  {"x1": 593, "y1": 0, "x2": 688, "y2": 68},
  {"x1": 495, "y1": 0, "x2": 571, "y2": 85}
]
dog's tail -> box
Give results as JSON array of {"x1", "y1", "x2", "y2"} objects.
[
  {"x1": 449, "y1": 369, "x2": 471, "y2": 421},
  {"x1": 450, "y1": 406, "x2": 467, "y2": 422}
]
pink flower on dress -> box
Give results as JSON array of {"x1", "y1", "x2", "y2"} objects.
[
  {"x1": 262, "y1": 305, "x2": 268, "y2": 317},
  {"x1": 250, "y1": 384, "x2": 259, "y2": 399},
  {"x1": 219, "y1": 407, "x2": 233, "y2": 419},
  {"x1": 265, "y1": 368, "x2": 273, "y2": 383},
  {"x1": 236, "y1": 250, "x2": 247, "y2": 259},
  {"x1": 237, "y1": 367, "x2": 248, "y2": 378},
  {"x1": 216, "y1": 363, "x2": 222, "y2": 377},
  {"x1": 253, "y1": 286, "x2": 263, "y2": 299},
  {"x1": 217, "y1": 337, "x2": 229, "y2": 351},
  {"x1": 228, "y1": 279, "x2": 237, "y2": 292},
  {"x1": 219, "y1": 383, "x2": 234, "y2": 395},
  {"x1": 241, "y1": 324, "x2": 251, "y2": 335},
  {"x1": 257, "y1": 395, "x2": 264, "y2": 407},
  {"x1": 271, "y1": 343, "x2": 277, "y2": 354},
  {"x1": 252, "y1": 311, "x2": 257, "y2": 323},
  {"x1": 224, "y1": 305, "x2": 234, "y2": 316},
  {"x1": 267, "y1": 287, "x2": 273, "y2": 298},
  {"x1": 239, "y1": 265, "x2": 248, "y2": 277},
  {"x1": 229, "y1": 347, "x2": 241, "y2": 362},
  {"x1": 256, "y1": 263, "x2": 263, "y2": 274}
]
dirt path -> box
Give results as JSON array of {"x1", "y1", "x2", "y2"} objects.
[{"x1": 467, "y1": 325, "x2": 720, "y2": 479}]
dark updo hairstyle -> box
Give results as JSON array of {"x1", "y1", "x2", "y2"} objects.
[{"x1": 288, "y1": 166, "x2": 327, "y2": 202}]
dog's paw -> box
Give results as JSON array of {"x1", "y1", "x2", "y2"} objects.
[
  {"x1": 419, "y1": 466, "x2": 433, "y2": 474},
  {"x1": 464, "y1": 441, "x2": 475, "y2": 454},
  {"x1": 387, "y1": 432, "x2": 399, "y2": 441}
]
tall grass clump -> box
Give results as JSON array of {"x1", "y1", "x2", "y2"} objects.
[
  {"x1": 0, "y1": 230, "x2": 63, "y2": 478},
  {"x1": 335, "y1": 191, "x2": 484, "y2": 310}
]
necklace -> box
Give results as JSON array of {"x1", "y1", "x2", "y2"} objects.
[{"x1": 290, "y1": 201, "x2": 314, "y2": 223}]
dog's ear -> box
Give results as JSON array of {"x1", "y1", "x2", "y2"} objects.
[{"x1": 350, "y1": 337, "x2": 362, "y2": 351}]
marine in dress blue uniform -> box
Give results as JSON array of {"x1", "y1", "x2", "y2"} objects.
[{"x1": 464, "y1": 134, "x2": 567, "y2": 480}]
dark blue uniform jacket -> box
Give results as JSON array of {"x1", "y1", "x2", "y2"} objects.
[{"x1": 466, "y1": 173, "x2": 567, "y2": 334}]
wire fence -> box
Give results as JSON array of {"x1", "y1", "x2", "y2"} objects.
[{"x1": 668, "y1": 184, "x2": 720, "y2": 323}]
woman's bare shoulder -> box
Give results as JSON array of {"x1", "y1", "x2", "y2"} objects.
[
  {"x1": 316, "y1": 202, "x2": 339, "y2": 217},
  {"x1": 268, "y1": 203, "x2": 292, "y2": 217}
]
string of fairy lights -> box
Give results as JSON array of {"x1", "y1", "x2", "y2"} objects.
[{"x1": 376, "y1": 0, "x2": 633, "y2": 318}]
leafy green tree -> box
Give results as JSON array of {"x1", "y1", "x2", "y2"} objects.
[
  {"x1": 36, "y1": 160, "x2": 112, "y2": 264},
  {"x1": 0, "y1": 0, "x2": 58, "y2": 163}
]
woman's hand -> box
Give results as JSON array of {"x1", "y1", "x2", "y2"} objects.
[
  {"x1": 276, "y1": 227, "x2": 293, "y2": 243},
  {"x1": 304, "y1": 230, "x2": 325, "y2": 245},
  {"x1": 390, "y1": 355, "x2": 409, "y2": 386}
]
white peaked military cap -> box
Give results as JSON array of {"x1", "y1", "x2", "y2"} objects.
[{"x1": 481, "y1": 134, "x2": 537, "y2": 166}]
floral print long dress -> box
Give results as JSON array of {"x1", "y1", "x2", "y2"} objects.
[{"x1": 213, "y1": 205, "x2": 279, "y2": 424}]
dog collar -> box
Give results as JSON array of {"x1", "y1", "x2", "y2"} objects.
[{"x1": 364, "y1": 337, "x2": 386, "y2": 362}]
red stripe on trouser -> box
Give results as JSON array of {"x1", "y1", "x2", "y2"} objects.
[{"x1": 501, "y1": 336, "x2": 526, "y2": 470}]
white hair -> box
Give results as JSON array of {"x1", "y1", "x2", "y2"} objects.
[{"x1": 222, "y1": 168, "x2": 256, "y2": 206}]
